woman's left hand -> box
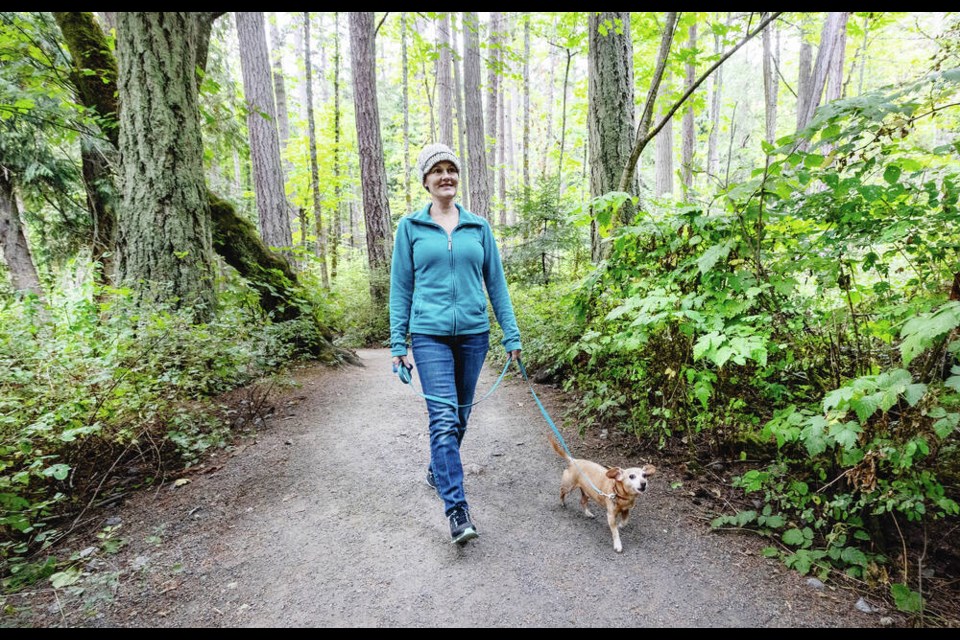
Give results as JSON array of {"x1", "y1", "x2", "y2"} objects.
[{"x1": 508, "y1": 349, "x2": 522, "y2": 362}]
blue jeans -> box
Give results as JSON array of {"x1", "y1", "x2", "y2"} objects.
[{"x1": 411, "y1": 331, "x2": 490, "y2": 515}]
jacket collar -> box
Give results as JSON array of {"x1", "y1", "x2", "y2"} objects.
[{"x1": 408, "y1": 202, "x2": 484, "y2": 228}]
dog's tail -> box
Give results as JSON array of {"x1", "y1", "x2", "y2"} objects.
[{"x1": 548, "y1": 435, "x2": 571, "y2": 461}]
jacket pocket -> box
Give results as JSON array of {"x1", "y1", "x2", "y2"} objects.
[{"x1": 413, "y1": 292, "x2": 423, "y2": 319}]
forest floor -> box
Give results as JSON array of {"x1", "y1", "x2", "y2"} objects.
[{"x1": 0, "y1": 348, "x2": 946, "y2": 627}]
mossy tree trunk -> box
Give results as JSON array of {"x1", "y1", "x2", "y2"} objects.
[
  {"x1": 53, "y1": 11, "x2": 119, "y2": 287},
  {"x1": 55, "y1": 12, "x2": 356, "y2": 363},
  {"x1": 114, "y1": 12, "x2": 216, "y2": 321}
]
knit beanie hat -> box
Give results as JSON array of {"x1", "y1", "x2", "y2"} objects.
[{"x1": 417, "y1": 143, "x2": 462, "y2": 185}]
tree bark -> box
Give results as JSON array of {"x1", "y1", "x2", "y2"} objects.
[
  {"x1": 303, "y1": 12, "x2": 329, "y2": 288},
  {"x1": 462, "y1": 12, "x2": 490, "y2": 219},
  {"x1": 114, "y1": 12, "x2": 216, "y2": 320},
  {"x1": 0, "y1": 169, "x2": 43, "y2": 296},
  {"x1": 558, "y1": 48, "x2": 573, "y2": 201},
  {"x1": 763, "y1": 17, "x2": 778, "y2": 145},
  {"x1": 236, "y1": 12, "x2": 292, "y2": 252},
  {"x1": 706, "y1": 16, "x2": 725, "y2": 181},
  {"x1": 437, "y1": 13, "x2": 454, "y2": 148},
  {"x1": 53, "y1": 12, "x2": 120, "y2": 286},
  {"x1": 269, "y1": 13, "x2": 291, "y2": 159},
  {"x1": 681, "y1": 23, "x2": 697, "y2": 193},
  {"x1": 452, "y1": 14, "x2": 468, "y2": 202},
  {"x1": 796, "y1": 17, "x2": 813, "y2": 132},
  {"x1": 81, "y1": 138, "x2": 118, "y2": 285},
  {"x1": 349, "y1": 11, "x2": 394, "y2": 307},
  {"x1": 330, "y1": 11, "x2": 342, "y2": 282},
  {"x1": 796, "y1": 12, "x2": 849, "y2": 134},
  {"x1": 588, "y1": 12, "x2": 637, "y2": 261},
  {"x1": 486, "y1": 13, "x2": 502, "y2": 200},
  {"x1": 401, "y1": 13, "x2": 412, "y2": 212},
  {"x1": 656, "y1": 72, "x2": 675, "y2": 198},
  {"x1": 522, "y1": 13, "x2": 531, "y2": 206}
]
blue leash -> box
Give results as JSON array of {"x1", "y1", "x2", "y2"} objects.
[
  {"x1": 394, "y1": 357, "x2": 616, "y2": 501},
  {"x1": 393, "y1": 358, "x2": 513, "y2": 409}
]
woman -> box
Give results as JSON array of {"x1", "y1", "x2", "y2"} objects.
[{"x1": 390, "y1": 142, "x2": 522, "y2": 545}]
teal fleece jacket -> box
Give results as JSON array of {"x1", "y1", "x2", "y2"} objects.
[{"x1": 389, "y1": 203, "x2": 522, "y2": 357}]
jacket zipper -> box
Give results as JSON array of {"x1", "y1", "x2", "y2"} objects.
[{"x1": 448, "y1": 229, "x2": 457, "y2": 335}]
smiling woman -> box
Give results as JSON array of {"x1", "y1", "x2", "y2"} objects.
[{"x1": 389, "y1": 141, "x2": 522, "y2": 545}]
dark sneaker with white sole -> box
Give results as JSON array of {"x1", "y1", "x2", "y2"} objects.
[
  {"x1": 426, "y1": 468, "x2": 441, "y2": 500},
  {"x1": 448, "y1": 505, "x2": 478, "y2": 544}
]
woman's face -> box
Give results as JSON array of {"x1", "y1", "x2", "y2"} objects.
[{"x1": 424, "y1": 160, "x2": 459, "y2": 199}]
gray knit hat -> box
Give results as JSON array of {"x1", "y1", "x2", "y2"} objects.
[{"x1": 417, "y1": 143, "x2": 461, "y2": 185}]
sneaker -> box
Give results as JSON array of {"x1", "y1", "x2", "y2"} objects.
[
  {"x1": 448, "y1": 505, "x2": 479, "y2": 544},
  {"x1": 426, "y1": 468, "x2": 441, "y2": 500}
]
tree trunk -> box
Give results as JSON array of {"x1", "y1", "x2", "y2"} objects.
[
  {"x1": 541, "y1": 47, "x2": 556, "y2": 181},
  {"x1": 58, "y1": 11, "x2": 344, "y2": 344},
  {"x1": 707, "y1": 18, "x2": 724, "y2": 181},
  {"x1": 498, "y1": 76, "x2": 507, "y2": 229},
  {"x1": 303, "y1": 12, "x2": 329, "y2": 288},
  {"x1": 796, "y1": 12, "x2": 849, "y2": 134},
  {"x1": 269, "y1": 13, "x2": 291, "y2": 159},
  {"x1": 437, "y1": 13, "x2": 454, "y2": 148},
  {"x1": 763, "y1": 18, "x2": 778, "y2": 145},
  {"x1": 401, "y1": 13, "x2": 413, "y2": 212},
  {"x1": 96, "y1": 12, "x2": 115, "y2": 33},
  {"x1": 452, "y1": 14, "x2": 468, "y2": 202},
  {"x1": 349, "y1": 12, "x2": 394, "y2": 307},
  {"x1": 81, "y1": 138, "x2": 118, "y2": 285},
  {"x1": 588, "y1": 12, "x2": 636, "y2": 261},
  {"x1": 796, "y1": 18, "x2": 813, "y2": 132},
  {"x1": 681, "y1": 23, "x2": 697, "y2": 194},
  {"x1": 0, "y1": 170, "x2": 43, "y2": 296},
  {"x1": 415, "y1": 15, "x2": 437, "y2": 143},
  {"x1": 655, "y1": 72, "x2": 675, "y2": 198},
  {"x1": 486, "y1": 13, "x2": 501, "y2": 201},
  {"x1": 331, "y1": 11, "x2": 342, "y2": 282},
  {"x1": 462, "y1": 12, "x2": 490, "y2": 219},
  {"x1": 53, "y1": 12, "x2": 120, "y2": 286},
  {"x1": 115, "y1": 12, "x2": 216, "y2": 320},
  {"x1": 825, "y1": 15, "x2": 848, "y2": 103},
  {"x1": 236, "y1": 12, "x2": 292, "y2": 252},
  {"x1": 522, "y1": 13, "x2": 531, "y2": 207},
  {"x1": 558, "y1": 48, "x2": 573, "y2": 200}
]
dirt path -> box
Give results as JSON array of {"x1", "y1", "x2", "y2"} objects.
[{"x1": 5, "y1": 348, "x2": 895, "y2": 627}]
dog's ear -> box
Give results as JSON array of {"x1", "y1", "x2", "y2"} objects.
[
  {"x1": 643, "y1": 465, "x2": 657, "y2": 477},
  {"x1": 606, "y1": 467, "x2": 622, "y2": 480}
]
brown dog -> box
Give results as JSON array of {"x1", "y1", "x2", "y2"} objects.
[{"x1": 549, "y1": 436, "x2": 656, "y2": 553}]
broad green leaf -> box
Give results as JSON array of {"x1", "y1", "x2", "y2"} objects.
[
  {"x1": 933, "y1": 413, "x2": 959, "y2": 439},
  {"x1": 883, "y1": 164, "x2": 902, "y2": 184},
  {"x1": 697, "y1": 241, "x2": 733, "y2": 275},
  {"x1": 829, "y1": 420, "x2": 862, "y2": 450},
  {"x1": 903, "y1": 383, "x2": 927, "y2": 407},
  {"x1": 782, "y1": 528, "x2": 805, "y2": 546},
  {"x1": 900, "y1": 303, "x2": 960, "y2": 366},
  {"x1": 841, "y1": 546, "x2": 868, "y2": 567},
  {"x1": 763, "y1": 515, "x2": 785, "y2": 528},
  {"x1": 891, "y1": 583, "x2": 923, "y2": 613},
  {"x1": 43, "y1": 464, "x2": 70, "y2": 481},
  {"x1": 851, "y1": 393, "x2": 881, "y2": 424},
  {"x1": 50, "y1": 568, "x2": 81, "y2": 588},
  {"x1": 800, "y1": 416, "x2": 830, "y2": 457}
]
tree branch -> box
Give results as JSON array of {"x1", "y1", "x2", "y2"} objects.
[{"x1": 618, "y1": 12, "x2": 783, "y2": 193}]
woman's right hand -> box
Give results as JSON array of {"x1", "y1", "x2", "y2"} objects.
[{"x1": 392, "y1": 355, "x2": 410, "y2": 370}]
